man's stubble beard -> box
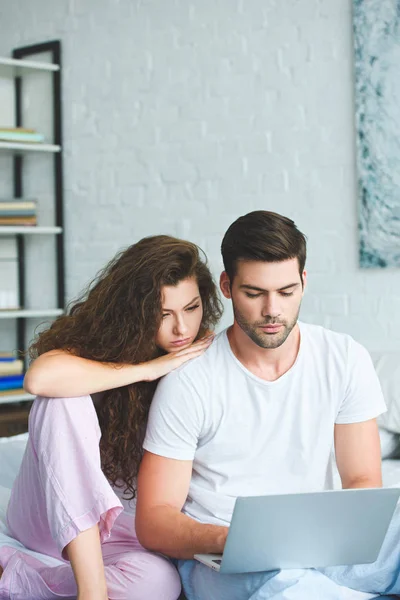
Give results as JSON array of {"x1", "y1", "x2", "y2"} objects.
[{"x1": 233, "y1": 303, "x2": 302, "y2": 349}]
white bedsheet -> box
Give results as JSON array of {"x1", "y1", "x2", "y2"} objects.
[
  {"x1": 0, "y1": 433, "x2": 63, "y2": 568},
  {"x1": 0, "y1": 434, "x2": 399, "y2": 599}
]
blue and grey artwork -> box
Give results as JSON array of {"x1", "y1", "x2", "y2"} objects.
[{"x1": 354, "y1": 0, "x2": 400, "y2": 267}]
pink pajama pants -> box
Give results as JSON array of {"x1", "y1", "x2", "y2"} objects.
[{"x1": 0, "y1": 395, "x2": 181, "y2": 600}]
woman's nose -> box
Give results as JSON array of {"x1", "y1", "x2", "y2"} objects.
[{"x1": 173, "y1": 315, "x2": 189, "y2": 336}]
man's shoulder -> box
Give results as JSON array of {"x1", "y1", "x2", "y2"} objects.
[
  {"x1": 300, "y1": 321, "x2": 366, "y2": 361},
  {"x1": 301, "y1": 321, "x2": 350, "y2": 347}
]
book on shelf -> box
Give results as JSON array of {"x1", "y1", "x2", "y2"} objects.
[
  {"x1": 0, "y1": 359, "x2": 23, "y2": 376},
  {"x1": 0, "y1": 289, "x2": 19, "y2": 310},
  {"x1": 0, "y1": 127, "x2": 36, "y2": 133},
  {"x1": 0, "y1": 212, "x2": 36, "y2": 218},
  {"x1": 0, "y1": 200, "x2": 37, "y2": 211},
  {"x1": 0, "y1": 373, "x2": 24, "y2": 383},
  {"x1": 0, "y1": 127, "x2": 45, "y2": 143},
  {"x1": 0, "y1": 216, "x2": 37, "y2": 225},
  {"x1": 0, "y1": 388, "x2": 27, "y2": 398},
  {"x1": 0, "y1": 199, "x2": 37, "y2": 226},
  {"x1": 0, "y1": 351, "x2": 16, "y2": 360},
  {"x1": 0, "y1": 374, "x2": 25, "y2": 391},
  {"x1": 0, "y1": 355, "x2": 26, "y2": 397}
]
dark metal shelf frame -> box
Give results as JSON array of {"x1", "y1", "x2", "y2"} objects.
[{"x1": 11, "y1": 40, "x2": 65, "y2": 361}]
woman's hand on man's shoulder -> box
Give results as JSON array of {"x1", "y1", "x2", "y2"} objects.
[{"x1": 142, "y1": 335, "x2": 215, "y2": 382}]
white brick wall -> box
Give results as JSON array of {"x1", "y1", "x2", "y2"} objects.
[{"x1": 0, "y1": 0, "x2": 398, "y2": 354}]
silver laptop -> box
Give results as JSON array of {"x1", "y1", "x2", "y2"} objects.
[{"x1": 194, "y1": 488, "x2": 400, "y2": 574}]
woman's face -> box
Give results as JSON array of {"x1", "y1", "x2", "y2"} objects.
[{"x1": 155, "y1": 277, "x2": 203, "y2": 353}]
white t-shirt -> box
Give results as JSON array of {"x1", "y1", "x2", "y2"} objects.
[{"x1": 143, "y1": 322, "x2": 386, "y2": 526}]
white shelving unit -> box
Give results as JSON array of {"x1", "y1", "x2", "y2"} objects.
[
  {"x1": 0, "y1": 226, "x2": 62, "y2": 235},
  {"x1": 0, "y1": 58, "x2": 61, "y2": 155},
  {"x1": 0, "y1": 57, "x2": 59, "y2": 76},
  {"x1": 0, "y1": 42, "x2": 65, "y2": 421},
  {"x1": 0, "y1": 308, "x2": 63, "y2": 319},
  {"x1": 0, "y1": 392, "x2": 34, "y2": 406},
  {"x1": 0, "y1": 141, "x2": 61, "y2": 153}
]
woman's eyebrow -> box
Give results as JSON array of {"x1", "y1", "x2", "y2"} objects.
[{"x1": 162, "y1": 295, "x2": 201, "y2": 312}]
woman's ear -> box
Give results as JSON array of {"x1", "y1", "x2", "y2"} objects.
[{"x1": 220, "y1": 271, "x2": 232, "y2": 299}]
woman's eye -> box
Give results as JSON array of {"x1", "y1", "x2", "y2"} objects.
[
  {"x1": 186, "y1": 304, "x2": 200, "y2": 312},
  {"x1": 162, "y1": 313, "x2": 170, "y2": 319}
]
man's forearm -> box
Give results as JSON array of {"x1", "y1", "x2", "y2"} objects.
[
  {"x1": 136, "y1": 505, "x2": 229, "y2": 559},
  {"x1": 342, "y1": 475, "x2": 382, "y2": 489}
]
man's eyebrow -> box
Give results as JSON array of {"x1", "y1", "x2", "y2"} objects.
[
  {"x1": 239, "y1": 283, "x2": 300, "y2": 292},
  {"x1": 162, "y1": 295, "x2": 201, "y2": 312}
]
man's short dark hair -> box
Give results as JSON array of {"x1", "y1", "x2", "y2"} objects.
[{"x1": 221, "y1": 211, "x2": 307, "y2": 283}]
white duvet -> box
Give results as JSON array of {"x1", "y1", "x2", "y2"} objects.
[{"x1": 1, "y1": 433, "x2": 399, "y2": 599}]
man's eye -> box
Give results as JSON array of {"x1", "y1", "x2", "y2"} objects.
[
  {"x1": 245, "y1": 293, "x2": 261, "y2": 298},
  {"x1": 280, "y1": 291, "x2": 294, "y2": 297}
]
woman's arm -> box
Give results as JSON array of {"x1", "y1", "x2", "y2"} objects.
[
  {"x1": 24, "y1": 350, "x2": 148, "y2": 397},
  {"x1": 66, "y1": 524, "x2": 108, "y2": 600},
  {"x1": 24, "y1": 335, "x2": 214, "y2": 398}
]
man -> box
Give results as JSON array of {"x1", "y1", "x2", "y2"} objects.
[{"x1": 135, "y1": 211, "x2": 398, "y2": 599}]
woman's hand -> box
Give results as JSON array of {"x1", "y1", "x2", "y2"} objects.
[{"x1": 143, "y1": 335, "x2": 215, "y2": 381}]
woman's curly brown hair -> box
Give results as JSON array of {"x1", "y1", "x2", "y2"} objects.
[{"x1": 29, "y1": 235, "x2": 223, "y2": 499}]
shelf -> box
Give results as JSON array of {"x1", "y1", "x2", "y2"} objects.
[
  {"x1": 0, "y1": 226, "x2": 62, "y2": 235},
  {"x1": 0, "y1": 57, "x2": 59, "y2": 77},
  {"x1": 0, "y1": 309, "x2": 63, "y2": 319},
  {"x1": 0, "y1": 141, "x2": 60, "y2": 153},
  {"x1": 0, "y1": 392, "x2": 34, "y2": 406}
]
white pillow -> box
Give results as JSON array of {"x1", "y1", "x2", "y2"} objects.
[
  {"x1": 0, "y1": 485, "x2": 11, "y2": 526},
  {"x1": 379, "y1": 427, "x2": 400, "y2": 459},
  {"x1": 0, "y1": 432, "x2": 28, "y2": 490},
  {"x1": 372, "y1": 353, "x2": 400, "y2": 433}
]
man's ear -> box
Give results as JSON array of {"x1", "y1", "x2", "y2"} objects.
[
  {"x1": 220, "y1": 271, "x2": 232, "y2": 299},
  {"x1": 301, "y1": 269, "x2": 307, "y2": 295}
]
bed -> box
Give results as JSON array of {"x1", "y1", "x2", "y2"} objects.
[{"x1": 0, "y1": 432, "x2": 399, "y2": 599}]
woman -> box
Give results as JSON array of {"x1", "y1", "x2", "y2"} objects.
[{"x1": 0, "y1": 235, "x2": 223, "y2": 600}]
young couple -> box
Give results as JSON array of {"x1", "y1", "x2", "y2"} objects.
[{"x1": 0, "y1": 211, "x2": 398, "y2": 600}]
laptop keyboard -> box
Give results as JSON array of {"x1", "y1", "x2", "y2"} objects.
[{"x1": 212, "y1": 559, "x2": 222, "y2": 565}]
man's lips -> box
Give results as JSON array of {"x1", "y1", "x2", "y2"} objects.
[{"x1": 259, "y1": 324, "x2": 283, "y2": 332}]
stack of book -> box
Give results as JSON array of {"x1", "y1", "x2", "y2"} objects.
[
  {"x1": 0, "y1": 353, "x2": 25, "y2": 398},
  {"x1": 0, "y1": 127, "x2": 45, "y2": 144},
  {"x1": 0, "y1": 199, "x2": 37, "y2": 226}
]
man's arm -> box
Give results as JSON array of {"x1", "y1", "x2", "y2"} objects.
[
  {"x1": 135, "y1": 451, "x2": 228, "y2": 559},
  {"x1": 334, "y1": 418, "x2": 382, "y2": 489}
]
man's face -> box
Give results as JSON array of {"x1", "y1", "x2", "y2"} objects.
[{"x1": 220, "y1": 259, "x2": 306, "y2": 349}]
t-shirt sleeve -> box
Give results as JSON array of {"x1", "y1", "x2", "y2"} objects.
[
  {"x1": 335, "y1": 338, "x2": 387, "y2": 424},
  {"x1": 143, "y1": 369, "x2": 204, "y2": 461}
]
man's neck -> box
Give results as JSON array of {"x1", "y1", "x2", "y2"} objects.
[{"x1": 227, "y1": 322, "x2": 301, "y2": 382}]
